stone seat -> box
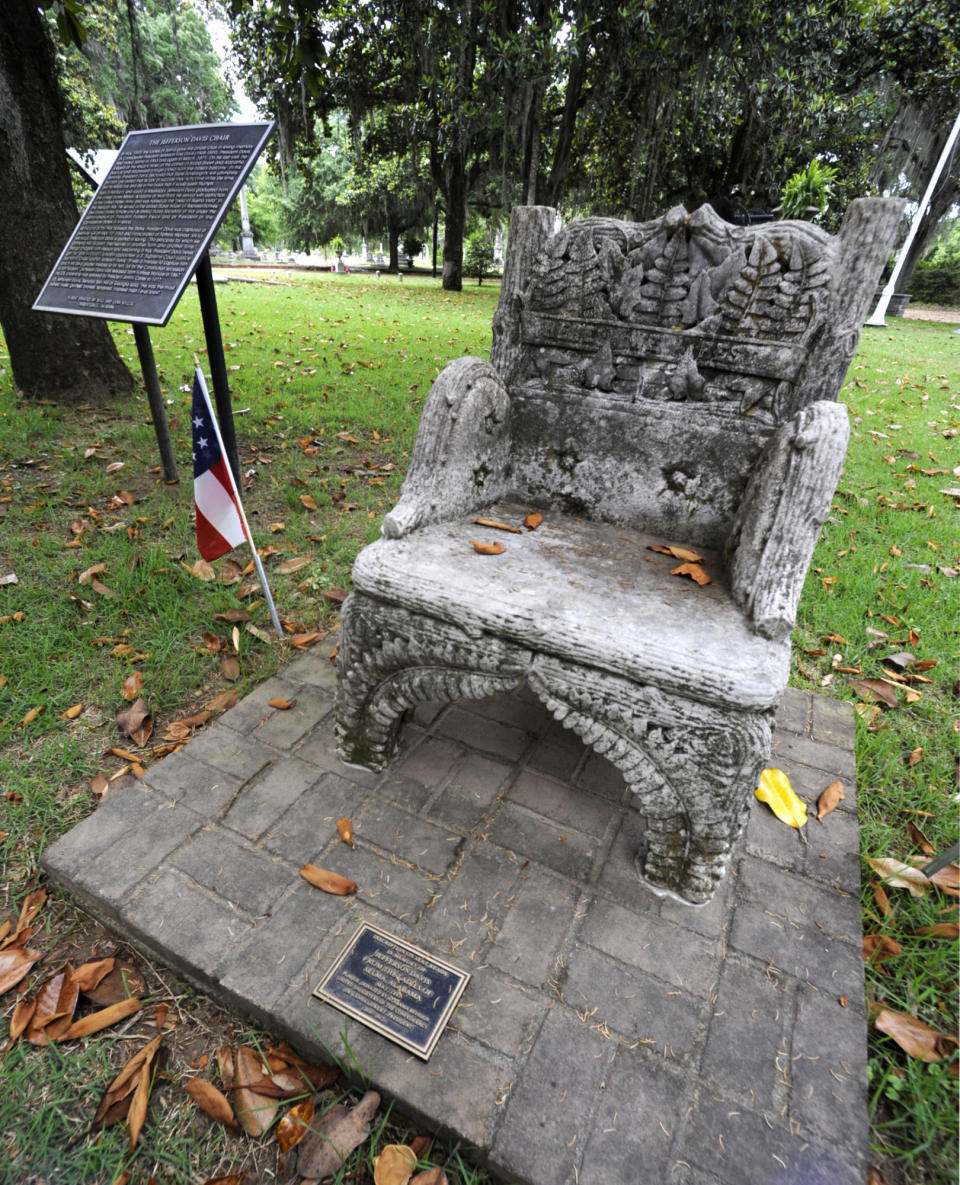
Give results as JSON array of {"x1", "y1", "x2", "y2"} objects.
[
  {"x1": 351, "y1": 499, "x2": 788, "y2": 713},
  {"x1": 335, "y1": 199, "x2": 902, "y2": 905}
]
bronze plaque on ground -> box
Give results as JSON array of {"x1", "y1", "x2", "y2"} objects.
[
  {"x1": 314, "y1": 922, "x2": 470, "y2": 1060},
  {"x1": 34, "y1": 121, "x2": 273, "y2": 326}
]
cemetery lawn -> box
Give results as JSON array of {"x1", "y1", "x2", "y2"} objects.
[{"x1": 0, "y1": 271, "x2": 956, "y2": 1184}]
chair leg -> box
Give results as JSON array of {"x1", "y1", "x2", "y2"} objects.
[
  {"x1": 532, "y1": 656, "x2": 773, "y2": 904},
  {"x1": 334, "y1": 593, "x2": 528, "y2": 770}
]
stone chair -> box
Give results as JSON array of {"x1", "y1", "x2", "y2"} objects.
[{"x1": 334, "y1": 199, "x2": 902, "y2": 904}]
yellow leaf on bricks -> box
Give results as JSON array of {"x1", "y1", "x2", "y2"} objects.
[{"x1": 755, "y1": 768, "x2": 808, "y2": 828}]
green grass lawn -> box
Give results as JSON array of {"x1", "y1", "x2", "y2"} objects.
[{"x1": 0, "y1": 271, "x2": 956, "y2": 1183}]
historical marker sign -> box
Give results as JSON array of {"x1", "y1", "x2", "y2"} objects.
[
  {"x1": 314, "y1": 923, "x2": 470, "y2": 1060},
  {"x1": 34, "y1": 121, "x2": 274, "y2": 326}
]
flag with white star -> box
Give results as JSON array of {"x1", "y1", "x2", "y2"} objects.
[{"x1": 192, "y1": 368, "x2": 248, "y2": 561}]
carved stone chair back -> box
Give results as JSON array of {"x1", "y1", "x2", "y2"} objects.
[{"x1": 491, "y1": 201, "x2": 900, "y2": 548}]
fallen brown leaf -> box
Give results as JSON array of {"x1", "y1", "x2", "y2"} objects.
[
  {"x1": 473, "y1": 517, "x2": 522, "y2": 534},
  {"x1": 61, "y1": 703, "x2": 83, "y2": 720},
  {"x1": 915, "y1": 923, "x2": 960, "y2": 939},
  {"x1": 268, "y1": 697, "x2": 295, "y2": 710},
  {"x1": 276, "y1": 554, "x2": 312, "y2": 575},
  {"x1": 94, "y1": 1032, "x2": 163, "y2": 1128},
  {"x1": 292, "y1": 631, "x2": 321, "y2": 648},
  {"x1": 231, "y1": 1045, "x2": 280, "y2": 1136},
  {"x1": 0, "y1": 947, "x2": 42, "y2": 996},
  {"x1": 73, "y1": 958, "x2": 116, "y2": 994},
  {"x1": 411, "y1": 1170, "x2": 449, "y2": 1185},
  {"x1": 121, "y1": 672, "x2": 144, "y2": 701},
  {"x1": 64, "y1": 995, "x2": 142, "y2": 1039},
  {"x1": 850, "y1": 678, "x2": 899, "y2": 708},
  {"x1": 25, "y1": 964, "x2": 80, "y2": 1044},
  {"x1": 207, "y1": 690, "x2": 239, "y2": 713},
  {"x1": 374, "y1": 1143, "x2": 418, "y2": 1185},
  {"x1": 84, "y1": 959, "x2": 145, "y2": 1005},
  {"x1": 276, "y1": 1096, "x2": 315, "y2": 1154},
  {"x1": 185, "y1": 1077, "x2": 241, "y2": 1134},
  {"x1": 296, "y1": 1090, "x2": 380, "y2": 1179},
  {"x1": 874, "y1": 1006, "x2": 959, "y2": 1062},
  {"x1": 862, "y1": 934, "x2": 902, "y2": 968},
  {"x1": 220, "y1": 656, "x2": 240, "y2": 681},
  {"x1": 117, "y1": 698, "x2": 152, "y2": 745},
  {"x1": 0, "y1": 888, "x2": 47, "y2": 951},
  {"x1": 300, "y1": 864, "x2": 357, "y2": 895},
  {"x1": 337, "y1": 817, "x2": 355, "y2": 848},
  {"x1": 669, "y1": 562, "x2": 711, "y2": 585},
  {"x1": 523, "y1": 512, "x2": 543, "y2": 531},
  {"x1": 650, "y1": 543, "x2": 704, "y2": 563},
  {"x1": 469, "y1": 539, "x2": 505, "y2": 555},
  {"x1": 866, "y1": 857, "x2": 931, "y2": 898},
  {"x1": 816, "y1": 780, "x2": 845, "y2": 822}
]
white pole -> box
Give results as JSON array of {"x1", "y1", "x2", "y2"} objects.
[{"x1": 866, "y1": 106, "x2": 960, "y2": 327}]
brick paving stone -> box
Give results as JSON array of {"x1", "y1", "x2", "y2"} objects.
[
  {"x1": 508, "y1": 768, "x2": 618, "y2": 839},
  {"x1": 594, "y1": 811, "x2": 663, "y2": 913},
  {"x1": 673, "y1": 1090, "x2": 861, "y2": 1185},
  {"x1": 491, "y1": 1006, "x2": 615, "y2": 1185},
  {"x1": 418, "y1": 842, "x2": 522, "y2": 964},
  {"x1": 466, "y1": 691, "x2": 555, "y2": 732},
  {"x1": 41, "y1": 677, "x2": 870, "y2": 1185},
  {"x1": 775, "y1": 731, "x2": 857, "y2": 782},
  {"x1": 451, "y1": 965, "x2": 547, "y2": 1057},
  {"x1": 140, "y1": 752, "x2": 244, "y2": 817},
  {"x1": 295, "y1": 715, "x2": 382, "y2": 785},
  {"x1": 356, "y1": 797, "x2": 463, "y2": 876},
  {"x1": 180, "y1": 727, "x2": 277, "y2": 784},
  {"x1": 388, "y1": 734, "x2": 463, "y2": 791},
  {"x1": 259, "y1": 774, "x2": 371, "y2": 864},
  {"x1": 223, "y1": 756, "x2": 320, "y2": 840},
  {"x1": 486, "y1": 865, "x2": 580, "y2": 987},
  {"x1": 487, "y1": 801, "x2": 600, "y2": 880},
  {"x1": 579, "y1": 1048, "x2": 689, "y2": 1185},
  {"x1": 774, "y1": 687, "x2": 811, "y2": 737},
  {"x1": 799, "y1": 805, "x2": 862, "y2": 894},
  {"x1": 581, "y1": 897, "x2": 723, "y2": 999},
  {"x1": 120, "y1": 866, "x2": 258, "y2": 983},
  {"x1": 217, "y1": 880, "x2": 355, "y2": 1022},
  {"x1": 789, "y1": 981, "x2": 869, "y2": 1153},
  {"x1": 524, "y1": 717, "x2": 587, "y2": 781},
  {"x1": 435, "y1": 706, "x2": 533, "y2": 761},
  {"x1": 318, "y1": 839, "x2": 441, "y2": 924},
  {"x1": 169, "y1": 828, "x2": 294, "y2": 916},
  {"x1": 284, "y1": 648, "x2": 338, "y2": 693},
  {"x1": 561, "y1": 944, "x2": 704, "y2": 1064},
  {"x1": 249, "y1": 688, "x2": 335, "y2": 749},
  {"x1": 575, "y1": 750, "x2": 629, "y2": 803},
  {"x1": 218, "y1": 675, "x2": 307, "y2": 735},
  {"x1": 699, "y1": 954, "x2": 791, "y2": 1107},
  {"x1": 43, "y1": 796, "x2": 206, "y2": 919},
  {"x1": 810, "y1": 693, "x2": 855, "y2": 748}
]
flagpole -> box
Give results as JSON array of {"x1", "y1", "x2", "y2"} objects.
[{"x1": 193, "y1": 356, "x2": 285, "y2": 642}]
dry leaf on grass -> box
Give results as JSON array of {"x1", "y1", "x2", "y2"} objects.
[
  {"x1": 915, "y1": 923, "x2": 960, "y2": 940},
  {"x1": 276, "y1": 555, "x2": 312, "y2": 575},
  {"x1": 873, "y1": 1006, "x2": 959, "y2": 1062},
  {"x1": 0, "y1": 888, "x2": 46, "y2": 951},
  {"x1": 93, "y1": 1032, "x2": 163, "y2": 1136},
  {"x1": 411, "y1": 1170, "x2": 449, "y2": 1185},
  {"x1": 0, "y1": 947, "x2": 43, "y2": 996},
  {"x1": 906, "y1": 821, "x2": 936, "y2": 855},
  {"x1": 25, "y1": 964, "x2": 81, "y2": 1044},
  {"x1": 862, "y1": 934, "x2": 902, "y2": 968},
  {"x1": 468, "y1": 539, "x2": 505, "y2": 555},
  {"x1": 337, "y1": 817, "x2": 355, "y2": 848},
  {"x1": 207, "y1": 690, "x2": 239, "y2": 713},
  {"x1": 61, "y1": 703, "x2": 83, "y2": 720},
  {"x1": 121, "y1": 672, "x2": 144, "y2": 701},
  {"x1": 374, "y1": 1143, "x2": 418, "y2": 1185},
  {"x1": 866, "y1": 857, "x2": 932, "y2": 898},
  {"x1": 296, "y1": 1090, "x2": 380, "y2": 1179},
  {"x1": 816, "y1": 780, "x2": 845, "y2": 821},
  {"x1": 64, "y1": 995, "x2": 142, "y2": 1039},
  {"x1": 220, "y1": 657, "x2": 240, "y2": 681},
  {"x1": 276, "y1": 1096, "x2": 315, "y2": 1153},
  {"x1": 84, "y1": 959, "x2": 145, "y2": 1005},
  {"x1": 300, "y1": 864, "x2": 357, "y2": 895},
  {"x1": 850, "y1": 678, "x2": 899, "y2": 708},
  {"x1": 231, "y1": 1045, "x2": 280, "y2": 1136},
  {"x1": 117, "y1": 698, "x2": 152, "y2": 745},
  {"x1": 185, "y1": 1077, "x2": 241, "y2": 1134}
]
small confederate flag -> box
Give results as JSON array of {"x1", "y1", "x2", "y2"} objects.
[{"x1": 192, "y1": 367, "x2": 248, "y2": 561}]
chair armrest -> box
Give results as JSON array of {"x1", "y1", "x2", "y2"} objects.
[
  {"x1": 381, "y1": 356, "x2": 511, "y2": 539},
  {"x1": 726, "y1": 401, "x2": 849, "y2": 641}
]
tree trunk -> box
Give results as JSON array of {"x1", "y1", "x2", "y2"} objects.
[
  {"x1": 388, "y1": 225, "x2": 400, "y2": 273},
  {"x1": 0, "y1": 0, "x2": 133, "y2": 403},
  {"x1": 441, "y1": 155, "x2": 467, "y2": 291}
]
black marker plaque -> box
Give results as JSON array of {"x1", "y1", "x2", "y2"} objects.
[
  {"x1": 33, "y1": 121, "x2": 273, "y2": 326},
  {"x1": 314, "y1": 923, "x2": 470, "y2": 1060}
]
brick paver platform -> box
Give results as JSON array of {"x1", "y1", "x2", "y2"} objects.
[{"x1": 43, "y1": 650, "x2": 868, "y2": 1185}]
